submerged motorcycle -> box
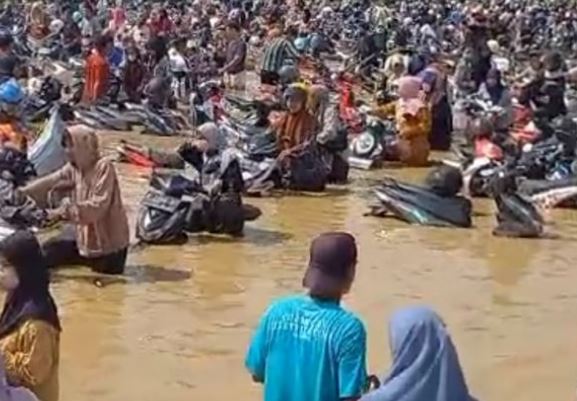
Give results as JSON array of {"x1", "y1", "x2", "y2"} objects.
[{"x1": 136, "y1": 149, "x2": 259, "y2": 244}]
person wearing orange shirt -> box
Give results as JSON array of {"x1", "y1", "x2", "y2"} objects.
[{"x1": 82, "y1": 35, "x2": 112, "y2": 104}]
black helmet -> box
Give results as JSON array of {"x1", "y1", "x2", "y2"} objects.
[
  {"x1": 278, "y1": 65, "x2": 299, "y2": 85},
  {"x1": 424, "y1": 165, "x2": 464, "y2": 197}
]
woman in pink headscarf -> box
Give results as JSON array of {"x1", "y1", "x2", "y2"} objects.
[
  {"x1": 374, "y1": 76, "x2": 431, "y2": 166},
  {"x1": 108, "y1": 5, "x2": 126, "y2": 32}
]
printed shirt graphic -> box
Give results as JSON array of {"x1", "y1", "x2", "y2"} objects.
[{"x1": 246, "y1": 295, "x2": 367, "y2": 401}]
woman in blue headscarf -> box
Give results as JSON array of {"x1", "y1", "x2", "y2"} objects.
[{"x1": 361, "y1": 306, "x2": 475, "y2": 401}]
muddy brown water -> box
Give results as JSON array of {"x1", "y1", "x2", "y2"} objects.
[{"x1": 5, "y1": 131, "x2": 577, "y2": 401}]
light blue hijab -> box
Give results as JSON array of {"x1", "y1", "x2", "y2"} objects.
[{"x1": 362, "y1": 306, "x2": 472, "y2": 401}]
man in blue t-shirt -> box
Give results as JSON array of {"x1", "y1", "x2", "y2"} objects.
[{"x1": 245, "y1": 232, "x2": 367, "y2": 401}]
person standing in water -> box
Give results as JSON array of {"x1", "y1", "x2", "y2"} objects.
[
  {"x1": 82, "y1": 35, "x2": 112, "y2": 104},
  {"x1": 22, "y1": 126, "x2": 130, "y2": 275},
  {"x1": 360, "y1": 306, "x2": 475, "y2": 401},
  {"x1": 246, "y1": 232, "x2": 367, "y2": 401},
  {"x1": 0, "y1": 231, "x2": 61, "y2": 401}
]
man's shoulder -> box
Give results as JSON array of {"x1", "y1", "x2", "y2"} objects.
[
  {"x1": 267, "y1": 294, "x2": 307, "y2": 311},
  {"x1": 335, "y1": 306, "x2": 365, "y2": 334}
]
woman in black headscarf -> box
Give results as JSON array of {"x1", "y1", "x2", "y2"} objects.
[{"x1": 0, "y1": 231, "x2": 61, "y2": 401}]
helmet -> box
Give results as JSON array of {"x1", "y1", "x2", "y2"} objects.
[
  {"x1": 72, "y1": 11, "x2": 83, "y2": 24},
  {"x1": 0, "y1": 78, "x2": 25, "y2": 105},
  {"x1": 278, "y1": 65, "x2": 299, "y2": 85},
  {"x1": 50, "y1": 19, "x2": 65, "y2": 34},
  {"x1": 0, "y1": 79, "x2": 25, "y2": 117},
  {"x1": 424, "y1": 165, "x2": 463, "y2": 197},
  {"x1": 283, "y1": 84, "x2": 308, "y2": 105}
]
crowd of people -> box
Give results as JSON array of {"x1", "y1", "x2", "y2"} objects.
[{"x1": 0, "y1": 0, "x2": 577, "y2": 399}]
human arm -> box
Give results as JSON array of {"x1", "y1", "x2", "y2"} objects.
[
  {"x1": 20, "y1": 165, "x2": 73, "y2": 208},
  {"x1": 2, "y1": 320, "x2": 58, "y2": 388}
]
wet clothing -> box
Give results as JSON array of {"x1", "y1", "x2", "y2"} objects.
[
  {"x1": 360, "y1": 306, "x2": 473, "y2": 401},
  {"x1": 0, "y1": 321, "x2": 59, "y2": 401},
  {"x1": 42, "y1": 225, "x2": 127, "y2": 274},
  {"x1": 82, "y1": 50, "x2": 109, "y2": 103},
  {"x1": 22, "y1": 129, "x2": 130, "y2": 266},
  {"x1": 261, "y1": 38, "x2": 300, "y2": 74},
  {"x1": 245, "y1": 295, "x2": 367, "y2": 401}
]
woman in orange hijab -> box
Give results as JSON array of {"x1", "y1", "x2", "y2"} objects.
[{"x1": 275, "y1": 85, "x2": 316, "y2": 156}]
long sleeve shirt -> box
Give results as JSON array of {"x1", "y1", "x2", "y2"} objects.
[{"x1": 0, "y1": 320, "x2": 60, "y2": 401}]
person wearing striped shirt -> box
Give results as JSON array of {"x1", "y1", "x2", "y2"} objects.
[{"x1": 260, "y1": 26, "x2": 301, "y2": 85}]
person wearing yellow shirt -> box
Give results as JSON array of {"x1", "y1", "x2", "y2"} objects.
[{"x1": 0, "y1": 231, "x2": 61, "y2": 401}]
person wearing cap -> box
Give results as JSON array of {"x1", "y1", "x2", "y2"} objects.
[{"x1": 246, "y1": 232, "x2": 367, "y2": 401}]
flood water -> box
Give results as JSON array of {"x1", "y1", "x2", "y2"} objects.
[{"x1": 12, "y1": 131, "x2": 577, "y2": 401}]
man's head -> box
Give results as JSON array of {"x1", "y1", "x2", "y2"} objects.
[
  {"x1": 303, "y1": 232, "x2": 358, "y2": 300},
  {"x1": 95, "y1": 34, "x2": 113, "y2": 54},
  {"x1": 226, "y1": 21, "x2": 241, "y2": 39},
  {"x1": 284, "y1": 24, "x2": 298, "y2": 40}
]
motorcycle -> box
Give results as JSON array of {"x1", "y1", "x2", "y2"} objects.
[
  {"x1": 349, "y1": 114, "x2": 397, "y2": 170},
  {"x1": 136, "y1": 150, "x2": 255, "y2": 244}
]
